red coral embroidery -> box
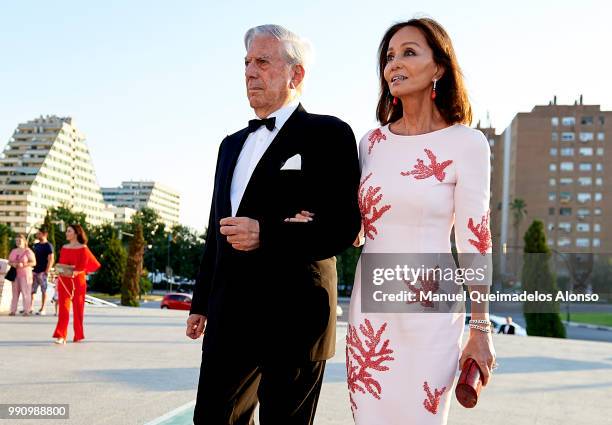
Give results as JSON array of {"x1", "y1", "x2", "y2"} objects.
[
  {"x1": 400, "y1": 148, "x2": 452, "y2": 182},
  {"x1": 346, "y1": 319, "x2": 395, "y2": 413},
  {"x1": 358, "y1": 173, "x2": 391, "y2": 240},
  {"x1": 367, "y1": 128, "x2": 387, "y2": 154},
  {"x1": 468, "y1": 210, "x2": 492, "y2": 255},
  {"x1": 423, "y1": 381, "x2": 447, "y2": 414},
  {"x1": 404, "y1": 267, "x2": 440, "y2": 308}
]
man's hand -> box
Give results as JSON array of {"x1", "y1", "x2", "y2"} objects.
[
  {"x1": 186, "y1": 314, "x2": 207, "y2": 339},
  {"x1": 219, "y1": 217, "x2": 260, "y2": 251}
]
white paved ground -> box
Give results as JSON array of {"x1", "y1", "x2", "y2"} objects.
[{"x1": 1, "y1": 305, "x2": 611, "y2": 425}]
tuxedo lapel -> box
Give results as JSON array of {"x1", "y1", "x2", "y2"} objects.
[{"x1": 218, "y1": 128, "x2": 250, "y2": 218}]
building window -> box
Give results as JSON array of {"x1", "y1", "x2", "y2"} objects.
[
  {"x1": 558, "y1": 222, "x2": 571, "y2": 232},
  {"x1": 548, "y1": 192, "x2": 556, "y2": 201},
  {"x1": 559, "y1": 207, "x2": 572, "y2": 216},
  {"x1": 549, "y1": 207, "x2": 555, "y2": 215},
  {"x1": 560, "y1": 147, "x2": 574, "y2": 156},
  {"x1": 547, "y1": 222, "x2": 555, "y2": 231},
  {"x1": 595, "y1": 163, "x2": 603, "y2": 172},
  {"x1": 593, "y1": 238, "x2": 601, "y2": 247},
  {"x1": 561, "y1": 132, "x2": 575, "y2": 141},
  {"x1": 595, "y1": 177, "x2": 603, "y2": 186},
  {"x1": 552, "y1": 132, "x2": 558, "y2": 142},
  {"x1": 595, "y1": 193, "x2": 602, "y2": 202},
  {"x1": 550, "y1": 148, "x2": 557, "y2": 156},
  {"x1": 549, "y1": 163, "x2": 557, "y2": 172},
  {"x1": 576, "y1": 223, "x2": 590, "y2": 232},
  {"x1": 578, "y1": 177, "x2": 592, "y2": 186},
  {"x1": 579, "y1": 132, "x2": 594, "y2": 142},
  {"x1": 562, "y1": 117, "x2": 576, "y2": 126},
  {"x1": 579, "y1": 147, "x2": 593, "y2": 156},
  {"x1": 559, "y1": 192, "x2": 572, "y2": 203},
  {"x1": 577, "y1": 208, "x2": 590, "y2": 217},
  {"x1": 576, "y1": 238, "x2": 590, "y2": 248},
  {"x1": 581, "y1": 116, "x2": 593, "y2": 125},
  {"x1": 597, "y1": 132, "x2": 605, "y2": 141},
  {"x1": 551, "y1": 117, "x2": 559, "y2": 126},
  {"x1": 579, "y1": 162, "x2": 592, "y2": 171},
  {"x1": 596, "y1": 147, "x2": 604, "y2": 156},
  {"x1": 598, "y1": 116, "x2": 605, "y2": 125},
  {"x1": 577, "y1": 193, "x2": 591, "y2": 203},
  {"x1": 594, "y1": 224, "x2": 601, "y2": 232},
  {"x1": 560, "y1": 162, "x2": 574, "y2": 171},
  {"x1": 549, "y1": 178, "x2": 556, "y2": 186},
  {"x1": 594, "y1": 208, "x2": 602, "y2": 216},
  {"x1": 558, "y1": 237, "x2": 571, "y2": 247}
]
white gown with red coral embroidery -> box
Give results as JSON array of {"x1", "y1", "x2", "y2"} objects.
[{"x1": 347, "y1": 123, "x2": 492, "y2": 425}]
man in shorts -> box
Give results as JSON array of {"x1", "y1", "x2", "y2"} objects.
[{"x1": 31, "y1": 227, "x2": 54, "y2": 315}]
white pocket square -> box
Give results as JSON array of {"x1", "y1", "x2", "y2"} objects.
[{"x1": 281, "y1": 154, "x2": 302, "y2": 170}]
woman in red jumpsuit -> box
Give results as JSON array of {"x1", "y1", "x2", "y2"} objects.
[{"x1": 52, "y1": 224, "x2": 101, "y2": 344}]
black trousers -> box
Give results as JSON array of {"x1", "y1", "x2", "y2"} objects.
[{"x1": 193, "y1": 350, "x2": 326, "y2": 425}]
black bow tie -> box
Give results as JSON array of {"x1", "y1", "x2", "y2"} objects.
[{"x1": 248, "y1": 117, "x2": 276, "y2": 133}]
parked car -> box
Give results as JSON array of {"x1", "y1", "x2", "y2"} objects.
[
  {"x1": 161, "y1": 293, "x2": 192, "y2": 310},
  {"x1": 465, "y1": 313, "x2": 527, "y2": 336}
]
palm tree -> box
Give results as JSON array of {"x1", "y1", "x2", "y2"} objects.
[{"x1": 510, "y1": 198, "x2": 527, "y2": 279}]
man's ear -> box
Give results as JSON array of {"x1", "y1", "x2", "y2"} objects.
[{"x1": 290, "y1": 64, "x2": 305, "y2": 90}]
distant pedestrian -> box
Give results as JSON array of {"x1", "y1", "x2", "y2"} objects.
[
  {"x1": 498, "y1": 316, "x2": 516, "y2": 334},
  {"x1": 31, "y1": 227, "x2": 54, "y2": 316},
  {"x1": 8, "y1": 234, "x2": 37, "y2": 316},
  {"x1": 52, "y1": 224, "x2": 100, "y2": 344}
]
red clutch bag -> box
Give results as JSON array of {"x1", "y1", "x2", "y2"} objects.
[{"x1": 455, "y1": 358, "x2": 483, "y2": 408}]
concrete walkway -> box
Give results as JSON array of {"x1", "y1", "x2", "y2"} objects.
[{"x1": 1, "y1": 306, "x2": 611, "y2": 425}]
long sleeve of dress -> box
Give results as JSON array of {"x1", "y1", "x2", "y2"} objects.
[
  {"x1": 453, "y1": 131, "x2": 492, "y2": 255},
  {"x1": 74, "y1": 247, "x2": 101, "y2": 274}
]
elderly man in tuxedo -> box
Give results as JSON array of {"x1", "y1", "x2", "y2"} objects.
[{"x1": 186, "y1": 24, "x2": 361, "y2": 425}]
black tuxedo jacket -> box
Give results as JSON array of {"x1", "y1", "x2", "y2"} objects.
[{"x1": 190, "y1": 104, "x2": 361, "y2": 362}]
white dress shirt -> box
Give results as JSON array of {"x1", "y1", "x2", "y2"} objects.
[{"x1": 230, "y1": 100, "x2": 299, "y2": 216}]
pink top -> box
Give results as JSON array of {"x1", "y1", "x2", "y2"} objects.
[{"x1": 8, "y1": 248, "x2": 36, "y2": 282}]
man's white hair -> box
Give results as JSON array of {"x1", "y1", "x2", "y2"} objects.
[{"x1": 244, "y1": 24, "x2": 312, "y2": 91}]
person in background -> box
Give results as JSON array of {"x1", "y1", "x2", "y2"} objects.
[
  {"x1": 31, "y1": 227, "x2": 54, "y2": 316},
  {"x1": 52, "y1": 224, "x2": 100, "y2": 344},
  {"x1": 8, "y1": 234, "x2": 36, "y2": 316},
  {"x1": 498, "y1": 316, "x2": 516, "y2": 334}
]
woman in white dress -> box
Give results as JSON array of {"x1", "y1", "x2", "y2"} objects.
[
  {"x1": 345, "y1": 18, "x2": 496, "y2": 424},
  {"x1": 288, "y1": 17, "x2": 497, "y2": 424}
]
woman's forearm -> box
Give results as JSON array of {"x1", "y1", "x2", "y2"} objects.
[{"x1": 468, "y1": 284, "x2": 490, "y2": 321}]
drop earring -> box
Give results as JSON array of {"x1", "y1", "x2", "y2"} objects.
[
  {"x1": 431, "y1": 79, "x2": 437, "y2": 100},
  {"x1": 392, "y1": 97, "x2": 398, "y2": 105}
]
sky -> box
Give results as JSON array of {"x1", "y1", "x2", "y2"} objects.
[{"x1": 1, "y1": 0, "x2": 610, "y2": 231}]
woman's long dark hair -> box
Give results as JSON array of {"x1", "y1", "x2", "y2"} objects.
[
  {"x1": 68, "y1": 224, "x2": 88, "y2": 245},
  {"x1": 376, "y1": 18, "x2": 472, "y2": 126}
]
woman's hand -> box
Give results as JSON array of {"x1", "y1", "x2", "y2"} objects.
[
  {"x1": 284, "y1": 210, "x2": 314, "y2": 223},
  {"x1": 459, "y1": 330, "x2": 496, "y2": 386}
]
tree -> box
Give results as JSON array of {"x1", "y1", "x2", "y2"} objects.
[
  {"x1": 122, "y1": 223, "x2": 144, "y2": 306},
  {"x1": 521, "y1": 220, "x2": 566, "y2": 338},
  {"x1": 128, "y1": 207, "x2": 166, "y2": 274},
  {"x1": 43, "y1": 212, "x2": 56, "y2": 252},
  {"x1": 0, "y1": 224, "x2": 13, "y2": 259},
  {"x1": 90, "y1": 237, "x2": 127, "y2": 295},
  {"x1": 509, "y1": 198, "x2": 527, "y2": 278},
  {"x1": 336, "y1": 246, "x2": 362, "y2": 296},
  {"x1": 168, "y1": 224, "x2": 205, "y2": 279},
  {"x1": 88, "y1": 223, "x2": 118, "y2": 260},
  {"x1": 47, "y1": 204, "x2": 88, "y2": 258}
]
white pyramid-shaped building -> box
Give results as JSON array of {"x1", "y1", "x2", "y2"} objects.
[{"x1": 0, "y1": 115, "x2": 113, "y2": 233}]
